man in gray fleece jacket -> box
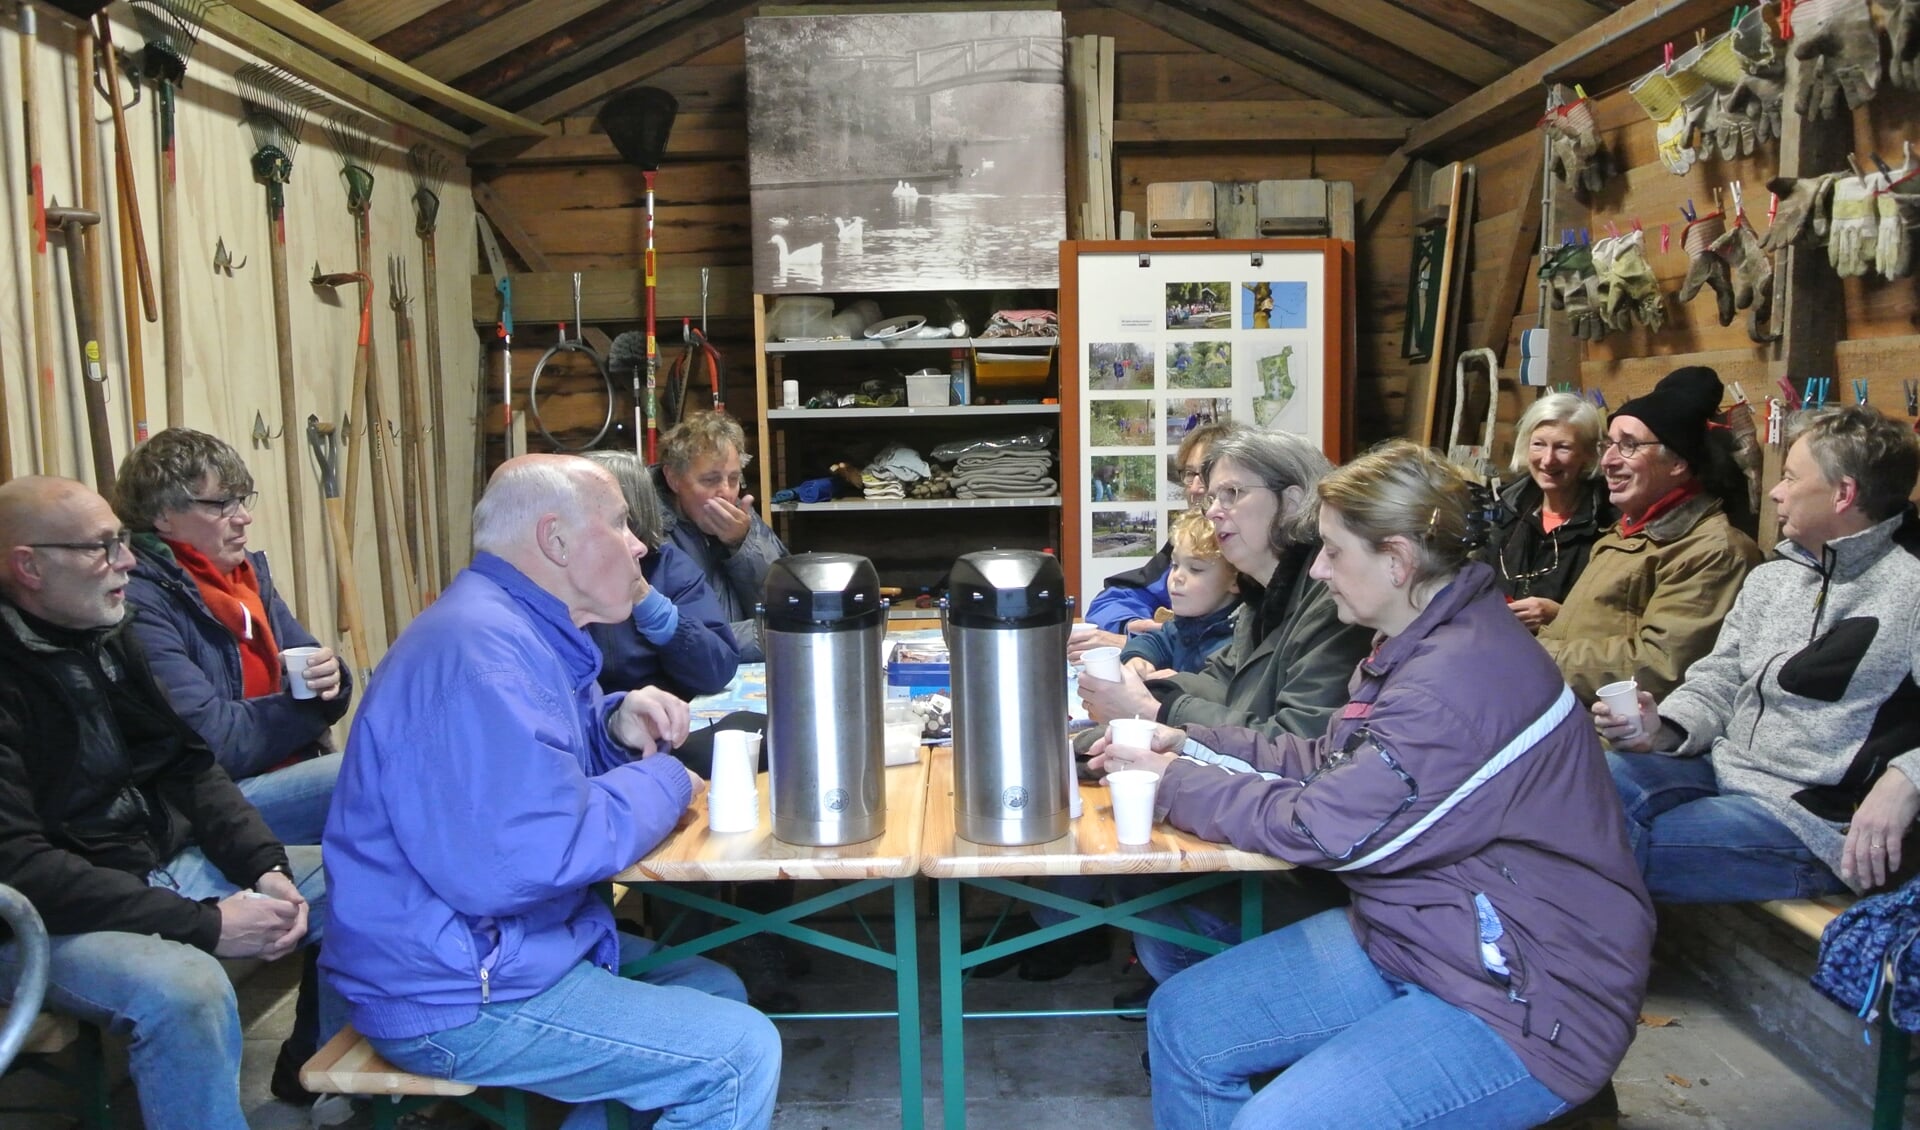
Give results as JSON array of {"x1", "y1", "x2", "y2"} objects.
[{"x1": 1601, "y1": 406, "x2": 1920, "y2": 899}]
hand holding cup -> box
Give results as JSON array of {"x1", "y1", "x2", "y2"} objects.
[{"x1": 1593, "y1": 681, "x2": 1658, "y2": 751}]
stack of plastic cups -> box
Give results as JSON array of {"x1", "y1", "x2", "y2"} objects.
[{"x1": 707, "y1": 730, "x2": 763, "y2": 833}]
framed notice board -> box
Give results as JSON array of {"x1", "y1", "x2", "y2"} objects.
[{"x1": 1058, "y1": 239, "x2": 1354, "y2": 611}]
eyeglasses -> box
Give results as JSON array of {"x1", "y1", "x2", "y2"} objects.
[
  {"x1": 1203, "y1": 482, "x2": 1267, "y2": 511},
  {"x1": 1599, "y1": 437, "x2": 1663, "y2": 459},
  {"x1": 27, "y1": 529, "x2": 134, "y2": 563},
  {"x1": 1176, "y1": 467, "x2": 1206, "y2": 486},
  {"x1": 188, "y1": 491, "x2": 259, "y2": 517},
  {"x1": 1498, "y1": 532, "x2": 1561, "y2": 597}
]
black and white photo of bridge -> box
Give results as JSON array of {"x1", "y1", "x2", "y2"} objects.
[{"x1": 745, "y1": 11, "x2": 1067, "y2": 294}]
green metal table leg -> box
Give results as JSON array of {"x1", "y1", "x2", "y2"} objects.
[
  {"x1": 1240, "y1": 874, "x2": 1263, "y2": 941},
  {"x1": 894, "y1": 878, "x2": 924, "y2": 1130},
  {"x1": 938, "y1": 879, "x2": 967, "y2": 1130},
  {"x1": 77, "y1": 1022, "x2": 110, "y2": 1130},
  {"x1": 1871, "y1": 1010, "x2": 1910, "y2": 1130}
]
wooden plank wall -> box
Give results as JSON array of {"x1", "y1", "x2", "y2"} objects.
[
  {"x1": 0, "y1": 10, "x2": 480, "y2": 666},
  {"x1": 470, "y1": 3, "x2": 1417, "y2": 458}
]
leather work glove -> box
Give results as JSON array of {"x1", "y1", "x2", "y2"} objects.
[
  {"x1": 1678, "y1": 213, "x2": 1736, "y2": 326},
  {"x1": 1877, "y1": 146, "x2": 1919, "y2": 279},
  {"x1": 1712, "y1": 221, "x2": 1780, "y2": 341},
  {"x1": 1545, "y1": 93, "x2": 1610, "y2": 196},
  {"x1": 1792, "y1": 0, "x2": 1883, "y2": 119},
  {"x1": 1599, "y1": 230, "x2": 1664, "y2": 332},
  {"x1": 1887, "y1": 0, "x2": 1920, "y2": 91},
  {"x1": 1826, "y1": 172, "x2": 1881, "y2": 277},
  {"x1": 1688, "y1": 33, "x2": 1751, "y2": 158},
  {"x1": 1761, "y1": 173, "x2": 1838, "y2": 251},
  {"x1": 1552, "y1": 246, "x2": 1610, "y2": 342},
  {"x1": 1669, "y1": 44, "x2": 1722, "y2": 161},
  {"x1": 1727, "y1": 4, "x2": 1787, "y2": 148},
  {"x1": 1630, "y1": 70, "x2": 1696, "y2": 174}
]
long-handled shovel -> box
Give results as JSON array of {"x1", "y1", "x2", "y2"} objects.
[
  {"x1": 236, "y1": 63, "x2": 316, "y2": 621},
  {"x1": 45, "y1": 203, "x2": 116, "y2": 490},
  {"x1": 407, "y1": 142, "x2": 454, "y2": 588},
  {"x1": 388, "y1": 255, "x2": 433, "y2": 603},
  {"x1": 19, "y1": 3, "x2": 60, "y2": 473},
  {"x1": 94, "y1": 15, "x2": 155, "y2": 325},
  {"x1": 131, "y1": 0, "x2": 213, "y2": 430},
  {"x1": 307, "y1": 416, "x2": 369, "y2": 680},
  {"x1": 322, "y1": 106, "x2": 418, "y2": 638},
  {"x1": 95, "y1": 24, "x2": 152, "y2": 445},
  {"x1": 596, "y1": 87, "x2": 678, "y2": 461}
]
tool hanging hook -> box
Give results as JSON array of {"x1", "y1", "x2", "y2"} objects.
[
  {"x1": 214, "y1": 237, "x2": 247, "y2": 275},
  {"x1": 253, "y1": 410, "x2": 280, "y2": 446}
]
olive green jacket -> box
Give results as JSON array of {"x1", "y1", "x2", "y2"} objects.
[{"x1": 1538, "y1": 491, "x2": 1762, "y2": 703}]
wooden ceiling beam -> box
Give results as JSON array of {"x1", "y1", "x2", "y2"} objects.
[
  {"x1": 199, "y1": 3, "x2": 471, "y2": 147},
  {"x1": 458, "y1": 0, "x2": 709, "y2": 107},
  {"x1": 1193, "y1": 0, "x2": 1456, "y2": 115},
  {"x1": 471, "y1": 0, "x2": 756, "y2": 142},
  {"x1": 1115, "y1": 115, "x2": 1417, "y2": 144},
  {"x1": 1290, "y1": 0, "x2": 1509, "y2": 88},
  {"x1": 220, "y1": 0, "x2": 549, "y2": 136},
  {"x1": 1374, "y1": 0, "x2": 1551, "y2": 63},
  {"x1": 1234, "y1": 0, "x2": 1477, "y2": 108},
  {"x1": 472, "y1": 112, "x2": 747, "y2": 166},
  {"x1": 1101, "y1": 0, "x2": 1404, "y2": 119},
  {"x1": 411, "y1": 0, "x2": 613, "y2": 81},
  {"x1": 371, "y1": 0, "x2": 526, "y2": 61},
  {"x1": 1404, "y1": 0, "x2": 1730, "y2": 158},
  {"x1": 1460, "y1": 0, "x2": 1611, "y2": 44},
  {"x1": 314, "y1": 0, "x2": 448, "y2": 42}
]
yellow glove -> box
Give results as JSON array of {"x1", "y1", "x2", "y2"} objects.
[{"x1": 1631, "y1": 70, "x2": 1695, "y2": 175}]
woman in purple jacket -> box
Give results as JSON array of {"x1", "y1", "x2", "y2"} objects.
[{"x1": 1094, "y1": 441, "x2": 1653, "y2": 1129}]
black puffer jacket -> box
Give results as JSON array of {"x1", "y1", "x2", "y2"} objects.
[
  {"x1": 0, "y1": 600, "x2": 286, "y2": 952},
  {"x1": 1479, "y1": 477, "x2": 1615, "y2": 605}
]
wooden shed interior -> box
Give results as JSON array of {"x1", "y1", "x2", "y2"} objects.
[{"x1": 3, "y1": 0, "x2": 1917, "y2": 667}]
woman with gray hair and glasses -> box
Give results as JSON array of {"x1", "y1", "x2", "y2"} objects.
[
  {"x1": 1078, "y1": 427, "x2": 1372, "y2": 742},
  {"x1": 1478, "y1": 391, "x2": 1614, "y2": 633}
]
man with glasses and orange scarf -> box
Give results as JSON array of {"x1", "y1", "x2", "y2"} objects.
[
  {"x1": 0, "y1": 476, "x2": 329, "y2": 1130},
  {"x1": 1538, "y1": 366, "x2": 1762, "y2": 703}
]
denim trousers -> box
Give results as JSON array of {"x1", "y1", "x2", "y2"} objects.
[
  {"x1": 1147, "y1": 908, "x2": 1568, "y2": 1130},
  {"x1": 367, "y1": 933, "x2": 780, "y2": 1130},
  {"x1": 1607, "y1": 751, "x2": 1849, "y2": 903},
  {"x1": 0, "y1": 844, "x2": 332, "y2": 1130},
  {"x1": 237, "y1": 752, "x2": 342, "y2": 846}
]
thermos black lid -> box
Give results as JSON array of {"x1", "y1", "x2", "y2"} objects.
[
  {"x1": 946, "y1": 550, "x2": 1068, "y2": 628},
  {"x1": 760, "y1": 552, "x2": 885, "y2": 632}
]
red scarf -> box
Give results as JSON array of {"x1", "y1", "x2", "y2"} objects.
[
  {"x1": 166, "y1": 539, "x2": 282, "y2": 697},
  {"x1": 1617, "y1": 480, "x2": 1703, "y2": 538}
]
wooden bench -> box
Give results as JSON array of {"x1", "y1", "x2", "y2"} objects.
[
  {"x1": 302, "y1": 1025, "x2": 524, "y2": 1130},
  {"x1": 0, "y1": 1007, "x2": 110, "y2": 1128},
  {"x1": 1755, "y1": 896, "x2": 1914, "y2": 1130}
]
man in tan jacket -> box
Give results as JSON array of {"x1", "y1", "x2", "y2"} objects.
[{"x1": 1539, "y1": 366, "x2": 1762, "y2": 702}]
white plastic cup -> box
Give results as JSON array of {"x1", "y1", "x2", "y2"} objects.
[
  {"x1": 1596, "y1": 680, "x2": 1644, "y2": 740},
  {"x1": 1108, "y1": 716, "x2": 1157, "y2": 750},
  {"x1": 782, "y1": 379, "x2": 801, "y2": 410},
  {"x1": 282, "y1": 647, "x2": 322, "y2": 699},
  {"x1": 1106, "y1": 769, "x2": 1160, "y2": 846},
  {"x1": 707, "y1": 731, "x2": 761, "y2": 833},
  {"x1": 1069, "y1": 620, "x2": 1098, "y2": 641},
  {"x1": 1081, "y1": 646, "x2": 1123, "y2": 682},
  {"x1": 1065, "y1": 741, "x2": 1083, "y2": 819}
]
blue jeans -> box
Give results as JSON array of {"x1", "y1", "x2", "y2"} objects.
[
  {"x1": 1607, "y1": 751, "x2": 1849, "y2": 903},
  {"x1": 0, "y1": 844, "x2": 333, "y2": 1130},
  {"x1": 237, "y1": 753, "x2": 342, "y2": 845},
  {"x1": 368, "y1": 934, "x2": 779, "y2": 1130},
  {"x1": 1147, "y1": 908, "x2": 1568, "y2": 1130}
]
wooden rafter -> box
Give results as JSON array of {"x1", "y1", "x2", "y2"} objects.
[
  {"x1": 1463, "y1": 0, "x2": 1611, "y2": 44},
  {"x1": 371, "y1": 0, "x2": 528, "y2": 61},
  {"x1": 201, "y1": 3, "x2": 470, "y2": 147},
  {"x1": 460, "y1": 0, "x2": 713, "y2": 106},
  {"x1": 313, "y1": 0, "x2": 446, "y2": 42},
  {"x1": 479, "y1": 111, "x2": 746, "y2": 166},
  {"x1": 1116, "y1": 114, "x2": 1416, "y2": 144},
  {"x1": 1404, "y1": 0, "x2": 1729, "y2": 158},
  {"x1": 1356, "y1": 149, "x2": 1412, "y2": 231},
  {"x1": 1290, "y1": 0, "x2": 1509, "y2": 88},
  {"x1": 222, "y1": 0, "x2": 548, "y2": 135},
  {"x1": 1185, "y1": 0, "x2": 1453, "y2": 116},
  {"x1": 1235, "y1": 0, "x2": 1476, "y2": 108},
  {"x1": 411, "y1": 0, "x2": 614, "y2": 81},
  {"x1": 1101, "y1": 0, "x2": 1403, "y2": 118},
  {"x1": 471, "y1": 0, "x2": 755, "y2": 143},
  {"x1": 1381, "y1": 0, "x2": 1553, "y2": 63}
]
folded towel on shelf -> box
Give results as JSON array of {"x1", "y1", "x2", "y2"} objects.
[
  {"x1": 954, "y1": 476, "x2": 1059, "y2": 499},
  {"x1": 861, "y1": 470, "x2": 906, "y2": 500},
  {"x1": 866, "y1": 442, "x2": 932, "y2": 482}
]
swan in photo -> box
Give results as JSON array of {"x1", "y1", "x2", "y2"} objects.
[
  {"x1": 767, "y1": 216, "x2": 791, "y2": 230},
  {"x1": 834, "y1": 216, "x2": 864, "y2": 239},
  {"x1": 891, "y1": 181, "x2": 919, "y2": 199},
  {"x1": 768, "y1": 233, "x2": 823, "y2": 270}
]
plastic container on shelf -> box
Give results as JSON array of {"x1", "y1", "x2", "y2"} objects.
[
  {"x1": 830, "y1": 298, "x2": 884, "y2": 338},
  {"x1": 905, "y1": 368, "x2": 950, "y2": 407},
  {"x1": 972, "y1": 345, "x2": 1055, "y2": 388},
  {"x1": 767, "y1": 296, "x2": 836, "y2": 340}
]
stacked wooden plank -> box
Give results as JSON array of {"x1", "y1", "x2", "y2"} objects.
[{"x1": 1065, "y1": 35, "x2": 1116, "y2": 240}]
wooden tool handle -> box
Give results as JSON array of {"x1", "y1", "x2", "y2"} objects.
[
  {"x1": 94, "y1": 17, "x2": 156, "y2": 323},
  {"x1": 323, "y1": 496, "x2": 371, "y2": 677}
]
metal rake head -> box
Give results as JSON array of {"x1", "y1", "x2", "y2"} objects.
[
  {"x1": 130, "y1": 0, "x2": 213, "y2": 85},
  {"x1": 321, "y1": 105, "x2": 378, "y2": 214},
  {"x1": 407, "y1": 142, "x2": 451, "y2": 235},
  {"x1": 235, "y1": 64, "x2": 316, "y2": 191}
]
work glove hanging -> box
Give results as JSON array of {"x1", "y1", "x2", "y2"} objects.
[
  {"x1": 1673, "y1": 40, "x2": 1730, "y2": 161},
  {"x1": 1713, "y1": 221, "x2": 1780, "y2": 341},
  {"x1": 1548, "y1": 244, "x2": 1610, "y2": 342},
  {"x1": 1876, "y1": 145, "x2": 1919, "y2": 278},
  {"x1": 1826, "y1": 171, "x2": 1881, "y2": 277},
  {"x1": 1887, "y1": 0, "x2": 1920, "y2": 90},
  {"x1": 1544, "y1": 91, "x2": 1611, "y2": 196},
  {"x1": 1678, "y1": 213, "x2": 1737, "y2": 326},
  {"x1": 1791, "y1": 0, "x2": 1883, "y2": 120},
  {"x1": 1761, "y1": 172, "x2": 1838, "y2": 250},
  {"x1": 1692, "y1": 33, "x2": 1754, "y2": 158},
  {"x1": 1599, "y1": 229, "x2": 1665, "y2": 332},
  {"x1": 1726, "y1": 3, "x2": 1787, "y2": 148},
  {"x1": 1630, "y1": 70, "x2": 1697, "y2": 174}
]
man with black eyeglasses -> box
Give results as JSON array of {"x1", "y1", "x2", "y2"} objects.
[
  {"x1": 0, "y1": 476, "x2": 331, "y2": 1130},
  {"x1": 1538, "y1": 366, "x2": 1762, "y2": 703}
]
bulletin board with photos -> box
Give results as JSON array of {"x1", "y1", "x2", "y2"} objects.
[{"x1": 1058, "y1": 240, "x2": 1354, "y2": 610}]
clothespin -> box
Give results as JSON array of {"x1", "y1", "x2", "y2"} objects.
[
  {"x1": 1661, "y1": 223, "x2": 1672, "y2": 254},
  {"x1": 1696, "y1": 28, "x2": 1706, "y2": 47},
  {"x1": 1813, "y1": 377, "x2": 1831, "y2": 408},
  {"x1": 1606, "y1": 219, "x2": 1620, "y2": 238},
  {"x1": 1730, "y1": 181, "x2": 1746, "y2": 223},
  {"x1": 1631, "y1": 217, "x2": 1644, "y2": 233},
  {"x1": 1903, "y1": 379, "x2": 1917, "y2": 417},
  {"x1": 1872, "y1": 152, "x2": 1893, "y2": 178},
  {"x1": 1575, "y1": 84, "x2": 1589, "y2": 101},
  {"x1": 1664, "y1": 41, "x2": 1675, "y2": 72},
  {"x1": 1582, "y1": 228, "x2": 1592, "y2": 245},
  {"x1": 1767, "y1": 398, "x2": 1785, "y2": 447},
  {"x1": 1681, "y1": 199, "x2": 1698, "y2": 223},
  {"x1": 1778, "y1": 375, "x2": 1800, "y2": 405},
  {"x1": 1729, "y1": 381, "x2": 1748, "y2": 406},
  {"x1": 1592, "y1": 389, "x2": 1608, "y2": 410},
  {"x1": 1781, "y1": 0, "x2": 1798, "y2": 39},
  {"x1": 1853, "y1": 379, "x2": 1871, "y2": 406},
  {"x1": 1769, "y1": 191, "x2": 1780, "y2": 224},
  {"x1": 1731, "y1": 5, "x2": 1748, "y2": 30},
  {"x1": 1847, "y1": 154, "x2": 1862, "y2": 177}
]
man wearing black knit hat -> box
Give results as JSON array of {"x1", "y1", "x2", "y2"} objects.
[{"x1": 1538, "y1": 366, "x2": 1763, "y2": 703}]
